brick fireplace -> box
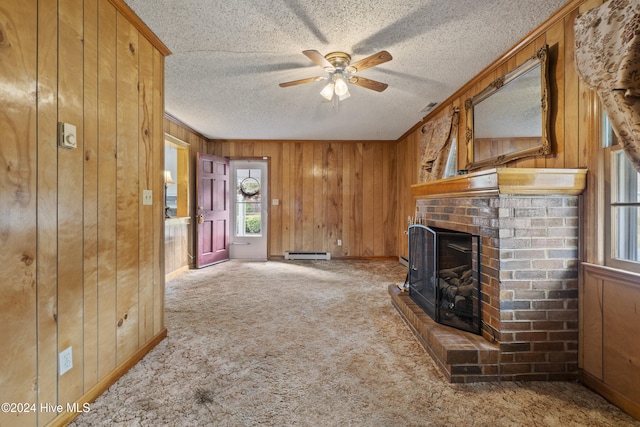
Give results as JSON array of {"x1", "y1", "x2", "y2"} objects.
[{"x1": 390, "y1": 167, "x2": 587, "y2": 383}]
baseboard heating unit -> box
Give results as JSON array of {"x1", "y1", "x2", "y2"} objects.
[{"x1": 284, "y1": 251, "x2": 331, "y2": 261}]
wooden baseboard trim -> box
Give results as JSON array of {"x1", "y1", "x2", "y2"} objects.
[
  {"x1": 579, "y1": 370, "x2": 640, "y2": 421},
  {"x1": 49, "y1": 328, "x2": 168, "y2": 427},
  {"x1": 165, "y1": 265, "x2": 189, "y2": 281}
]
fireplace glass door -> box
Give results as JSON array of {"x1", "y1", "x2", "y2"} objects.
[{"x1": 407, "y1": 225, "x2": 481, "y2": 335}]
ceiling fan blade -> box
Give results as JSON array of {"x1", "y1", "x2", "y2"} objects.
[
  {"x1": 348, "y1": 76, "x2": 388, "y2": 92},
  {"x1": 279, "y1": 76, "x2": 324, "y2": 87},
  {"x1": 346, "y1": 50, "x2": 392, "y2": 73},
  {"x1": 302, "y1": 49, "x2": 334, "y2": 71}
]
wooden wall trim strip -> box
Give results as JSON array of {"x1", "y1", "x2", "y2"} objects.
[
  {"x1": 107, "y1": 0, "x2": 171, "y2": 56},
  {"x1": 47, "y1": 329, "x2": 168, "y2": 427},
  {"x1": 582, "y1": 262, "x2": 640, "y2": 287}
]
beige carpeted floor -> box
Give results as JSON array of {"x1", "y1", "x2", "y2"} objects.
[{"x1": 72, "y1": 260, "x2": 639, "y2": 426}]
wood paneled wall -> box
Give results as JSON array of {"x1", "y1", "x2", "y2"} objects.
[
  {"x1": 395, "y1": 0, "x2": 598, "y2": 259},
  {"x1": 0, "y1": 1, "x2": 168, "y2": 425},
  {"x1": 212, "y1": 140, "x2": 397, "y2": 258},
  {"x1": 165, "y1": 220, "x2": 190, "y2": 277}
]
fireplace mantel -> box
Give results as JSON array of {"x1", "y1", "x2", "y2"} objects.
[{"x1": 412, "y1": 168, "x2": 587, "y2": 199}]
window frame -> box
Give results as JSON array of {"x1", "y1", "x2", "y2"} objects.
[{"x1": 603, "y1": 129, "x2": 640, "y2": 274}]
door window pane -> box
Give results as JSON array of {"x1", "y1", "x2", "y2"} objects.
[{"x1": 235, "y1": 168, "x2": 262, "y2": 237}]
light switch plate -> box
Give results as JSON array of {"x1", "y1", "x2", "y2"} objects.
[
  {"x1": 142, "y1": 190, "x2": 153, "y2": 206},
  {"x1": 272, "y1": 199, "x2": 279, "y2": 205}
]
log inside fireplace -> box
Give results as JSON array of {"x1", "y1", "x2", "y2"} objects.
[{"x1": 407, "y1": 225, "x2": 481, "y2": 334}]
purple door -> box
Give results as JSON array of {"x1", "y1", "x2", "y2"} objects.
[{"x1": 196, "y1": 153, "x2": 230, "y2": 267}]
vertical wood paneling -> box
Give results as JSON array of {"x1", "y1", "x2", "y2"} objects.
[
  {"x1": 341, "y1": 143, "x2": 353, "y2": 255},
  {"x1": 57, "y1": 0, "x2": 85, "y2": 405},
  {"x1": 36, "y1": 0, "x2": 59, "y2": 424},
  {"x1": 384, "y1": 142, "x2": 397, "y2": 255},
  {"x1": 362, "y1": 143, "x2": 375, "y2": 256},
  {"x1": 138, "y1": 36, "x2": 155, "y2": 343},
  {"x1": 603, "y1": 280, "x2": 640, "y2": 404},
  {"x1": 3, "y1": 2, "x2": 167, "y2": 424},
  {"x1": 313, "y1": 143, "x2": 324, "y2": 250},
  {"x1": 351, "y1": 143, "x2": 364, "y2": 255},
  {"x1": 115, "y1": 13, "x2": 140, "y2": 363},
  {"x1": 280, "y1": 142, "x2": 292, "y2": 253},
  {"x1": 326, "y1": 143, "x2": 342, "y2": 254},
  {"x1": 0, "y1": 1, "x2": 38, "y2": 425},
  {"x1": 83, "y1": 0, "x2": 100, "y2": 392},
  {"x1": 301, "y1": 143, "x2": 314, "y2": 250},
  {"x1": 581, "y1": 271, "x2": 603, "y2": 378},
  {"x1": 565, "y1": 6, "x2": 583, "y2": 168},
  {"x1": 547, "y1": 18, "x2": 566, "y2": 168},
  {"x1": 97, "y1": 0, "x2": 118, "y2": 380},
  {"x1": 165, "y1": 224, "x2": 176, "y2": 273},
  {"x1": 396, "y1": 137, "x2": 408, "y2": 259},
  {"x1": 154, "y1": 54, "x2": 164, "y2": 333},
  {"x1": 211, "y1": 140, "x2": 396, "y2": 258},
  {"x1": 270, "y1": 143, "x2": 282, "y2": 255},
  {"x1": 372, "y1": 143, "x2": 384, "y2": 255}
]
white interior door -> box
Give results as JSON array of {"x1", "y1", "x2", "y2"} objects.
[{"x1": 229, "y1": 160, "x2": 268, "y2": 260}]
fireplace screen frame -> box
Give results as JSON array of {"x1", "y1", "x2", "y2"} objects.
[{"x1": 407, "y1": 224, "x2": 482, "y2": 335}]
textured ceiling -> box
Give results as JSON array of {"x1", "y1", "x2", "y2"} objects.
[{"x1": 124, "y1": 0, "x2": 569, "y2": 141}]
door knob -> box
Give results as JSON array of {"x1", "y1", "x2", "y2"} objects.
[{"x1": 197, "y1": 214, "x2": 204, "y2": 224}]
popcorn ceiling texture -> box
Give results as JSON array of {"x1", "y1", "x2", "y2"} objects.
[
  {"x1": 124, "y1": 0, "x2": 567, "y2": 140},
  {"x1": 71, "y1": 260, "x2": 639, "y2": 426}
]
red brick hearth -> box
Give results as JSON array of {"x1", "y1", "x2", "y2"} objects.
[{"x1": 393, "y1": 168, "x2": 587, "y2": 382}]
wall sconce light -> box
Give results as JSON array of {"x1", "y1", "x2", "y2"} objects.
[{"x1": 164, "y1": 170, "x2": 175, "y2": 218}]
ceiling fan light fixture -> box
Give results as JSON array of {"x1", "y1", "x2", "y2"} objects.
[
  {"x1": 281, "y1": 50, "x2": 391, "y2": 104},
  {"x1": 338, "y1": 88, "x2": 351, "y2": 101},
  {"x1": 334, "y1": 75, "x2": 349, "y2": 97},
  {"x1": 320, "y1": 82, "x2": 335, "y2": 101}
]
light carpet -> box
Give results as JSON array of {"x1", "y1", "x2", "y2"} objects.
[{"x1": 72, "y1": 260, "x2": 639, "y2": 426}]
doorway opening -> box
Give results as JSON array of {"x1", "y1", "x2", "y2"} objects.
[{"x1": 230, "y1": 159, "x2": 268, "y2": 260}]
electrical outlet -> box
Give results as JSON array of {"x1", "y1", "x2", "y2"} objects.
[
  {"x1": 142, "y1": 189, "x2": 153, "y2": 206},
  {"x1": 59, "y1": 346, "x2": 73, "y2": 376},
  {"x1": 337, "y1": 239, "x2": 342, "y2": 246}
]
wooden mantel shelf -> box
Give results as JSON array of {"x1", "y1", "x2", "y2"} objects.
[{"x1": 412, "y1": 168, "x2": 587, "y2": 199}]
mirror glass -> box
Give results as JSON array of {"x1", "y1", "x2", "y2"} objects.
[{"x1": 465, "y1": 45, "x2": 551, "y2": 170}]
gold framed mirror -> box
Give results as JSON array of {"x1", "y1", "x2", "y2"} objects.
[{"x1": 465, "y1": 45, "x2": 551, "y2": 170}]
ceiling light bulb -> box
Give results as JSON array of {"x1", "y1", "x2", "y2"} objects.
[
  {"x1": 320, "y1": 82, "x2": 335, "y2": 101},
  {"x1": 338, "y1": 90, "x2": 350, "y2": 101},
  {"x1": 334, "y1": 76, "x2": 349, "y2": 97}
]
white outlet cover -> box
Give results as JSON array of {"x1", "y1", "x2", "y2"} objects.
[{"x1": 59, "y1": 346, "x2": 73, "y2": 376}]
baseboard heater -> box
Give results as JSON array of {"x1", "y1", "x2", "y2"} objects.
[{"x1": 284, "y1": 251, "x2": 331, "y2": 261}]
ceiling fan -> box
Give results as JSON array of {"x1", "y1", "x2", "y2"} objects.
[{"x1": 279, "y1": 50, "x2": 392, "y2": 102}]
